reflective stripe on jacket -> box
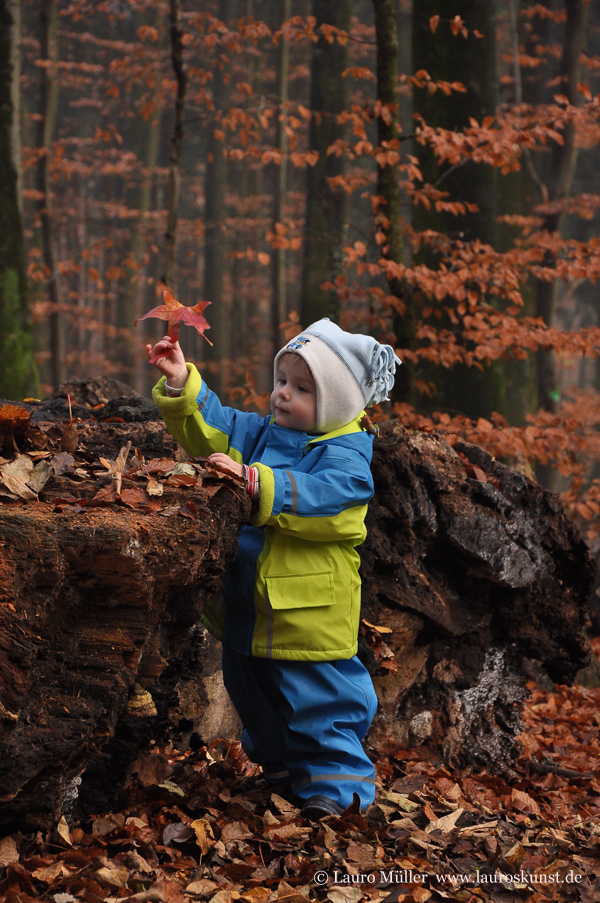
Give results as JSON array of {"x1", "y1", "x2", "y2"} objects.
[{"x1": 153, "y1": 364, "x2": 374, "y2": 661}]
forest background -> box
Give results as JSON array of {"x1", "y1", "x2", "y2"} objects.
[{"x1": 2, "y1": 0, "x2": 600, "y2": 547}]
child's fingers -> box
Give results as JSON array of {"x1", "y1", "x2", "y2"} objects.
[
  {"x1": 147, "y1": 338, "x2": 173, "y2": 360},
  {"x1": 208, "y1": 454, "x2": 244, "y2": 479},
  {"x1": 208, "y1": 453, "x2": 232, "y2": 466}
]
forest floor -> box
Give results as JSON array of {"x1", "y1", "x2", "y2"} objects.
[{"x1": 1, "y1": 642, "x2": 599, "y2": 903}]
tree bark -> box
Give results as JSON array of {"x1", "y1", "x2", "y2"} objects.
[
  {"x1": 203, "y1": 0, "x2": 234, "y2": 395},
  {"x1": 0, "y1": 407, "x2": 250, "y2": 833},
  {"x1": 412, "y1": 0, "x2": 502, "y2": 420},
  {"x1": 0, "y1": 0, "x2": 35, "y2": 399},
  {"x1": 163, "y1": 0, "x2": 188, "y2": 292},
  {"x1": 300, "y1": 0, "x2": 351, "y2": 329},
  {"x1": 117, "y1": 8, "x2": 163, "y2": 391},
  {"x1": 361, "y1": 421, "x2": 593, "y2": 771},
  {"x1": 372, "y1": 0, "x2": 415, "y2": 398},
  {"x1": 37, "y1": 0, "x2": 63, "y2": 389},
  {"x1": 270, "y1": 0, "x2": 291, "y2": 352},
  {"x1": 532, "y1": 0, "x2": 587, "y2": 489}
]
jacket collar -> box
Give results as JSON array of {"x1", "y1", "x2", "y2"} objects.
[
  {"x1": 267, "y1": 412, "x2": 370, "y2": 449},
  {"x1": 306, "y1": 411, "x2": 368, "y2": 446}
]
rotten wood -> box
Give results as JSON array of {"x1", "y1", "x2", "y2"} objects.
[
  {"x1": 361, "y1": 422, "x2": 594, "y2": 773},
  {"x1": 0, "y1": 400, "x2": 250, "y2": 832}
]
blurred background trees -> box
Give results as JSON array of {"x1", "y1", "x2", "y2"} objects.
[{"x1": 6, "y1": 0, "x2": 600, "y2": 539}]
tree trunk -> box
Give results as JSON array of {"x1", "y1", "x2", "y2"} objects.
[
  {"x1": 0, "y1": 406, "x2": 250, "y2": 833},
  {"x1": 373, "y1": 0, "x2": 415, "y2": 404},
  {"x1": 361, "y1": 421, "x2": 593, "y2": 771},
  {"x1": 203, "y1": 0, "x2": 234, "y2": 395},
  {"x1": 270, "y1": 0, "x2": 291, "y2": 352},
  {"x1": 533, "y1": 0, "x2": 587, "y2": 490},
  {"x1": 412, "y1": 0, "x2": 502, "y2": 419},
  {"x1": 0, "y1": 386, "x2": 592, "y2": 830},
  {"x1": 0, "y1": 0, "x2": 35, "y2": 399},
  {"x1": 117, "y1": 8, "x2": 163, "y2": 391},
  {"x1": 163, "y1": 0, "x2": 188, "y2": 292},
  {"x1": 300, "y1": 0, "x2": 351, "y2": 329},
  {"x1": 37, "y1": 0, "x2": 63, "y2": 389}
]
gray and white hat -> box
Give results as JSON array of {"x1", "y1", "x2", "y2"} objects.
[{"x1": 274, "y1": 318, "x2": 402, "y2": 433}]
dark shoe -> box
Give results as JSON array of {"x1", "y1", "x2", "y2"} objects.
[{"x1": 301, "y1": 795, "x2": 344, "y2": 820}]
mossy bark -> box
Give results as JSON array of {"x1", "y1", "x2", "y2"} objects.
[
  {"x1": 36, "y1": 0, "x2": 62, "y2": 389},
  {"x1": 0, "y1": 0, "x2": 35, "y2": 399}
]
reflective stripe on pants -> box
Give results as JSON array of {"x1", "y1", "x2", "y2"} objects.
[{"x1": 222, "y1": 648, "x2": 378, "y2": 808}]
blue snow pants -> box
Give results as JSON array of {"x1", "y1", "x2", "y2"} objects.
[{"x1": 222, "y1": 647, "x2": 378, "y2": 809}]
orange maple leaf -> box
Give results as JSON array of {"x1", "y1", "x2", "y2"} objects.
[{"x1": 135, "y1": 289, "x2": 212, "y2": 359}]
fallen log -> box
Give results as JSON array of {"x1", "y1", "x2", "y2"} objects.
[
  {"x1": 0, "y1": 387, "x2": 594, "y2": 831},
  {"x1": 361, "y1": 423, "x2": 594, "y2": 774},
  {"x1": 0, "y1": 398, "x2": 250, "y2": 833}
]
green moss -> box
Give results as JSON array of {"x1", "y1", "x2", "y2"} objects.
[{"x1": 0, "y1": 268, "x2": 35, "y2": 399}]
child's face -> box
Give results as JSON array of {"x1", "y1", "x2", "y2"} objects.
[{"x1": 271, "y1": 354, "x2": 317, "y2": 432}]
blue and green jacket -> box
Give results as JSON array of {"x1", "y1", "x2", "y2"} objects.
[{"x1": 153, "y1": 363, "x2": 375, "y2": 661}]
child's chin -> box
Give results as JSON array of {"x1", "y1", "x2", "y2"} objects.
[{"x1": 276, "y1": 414, "x2": 303, "y2": 431}]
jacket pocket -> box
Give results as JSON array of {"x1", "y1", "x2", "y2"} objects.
[{"x1": 266, "y1": 572, "x2": 334, "y2": 610}]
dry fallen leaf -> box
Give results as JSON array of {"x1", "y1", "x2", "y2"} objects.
[
  {"x1": 51, "y1": 452, "x2": 75, "y2": 475},
  {"x1": 98, "y1": 442, "x2": 131, "y2": 494},
  {"x1": 120, "y1": 486, "x2": 151, "y2": 508},
  {"x1": 147, "y1": 478, "x2": 163, "y2": 496},
  {"x1": 327, "y1": 887, "x2": 364, "y2": 903},
  {"x1": 0, "y1": 835, "x2": 19, "y2": 867},
  {"x1": 57, "y1": 814, "x2": 72, "y2": 846},
  {"x1": 186, "y1": 878, "x2": 220, "y2": 895},
  {"x1": 0, "y1": 454, "x2": 38, "y2": 500},
  {"x1": 92, "y1": 865, "x2": 131, "y2": 888},
  {"x1": 191, "y1": 817, "x2": 215, "y2": 855},
  {"x1": 511, "y1": 788, "x2": 541, "y2": 814},
  {"x1": 425, "y1": 807, "x2": 464, "y2": 834},
  {"x1": 180, "y1": 500, "x2": 200, "y2": 520},
  {"x1": 91, "y1": 482, "x2": 119, "y2": 505},
  {"x1": 27, "y1": 458, "x2": 54, "y2": 494}
]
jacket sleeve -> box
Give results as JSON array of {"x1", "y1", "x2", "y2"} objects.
[
  {"x1": 152, "y1": 363, "x2": 268, "y2": 464},
  {"x1": 250, "y1": 444, "x2": 373, "y2": 544}
]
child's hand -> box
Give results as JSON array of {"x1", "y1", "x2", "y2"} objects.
[
  {"x1": 208, "y1": 453, "x2": 245, "y2": 480},
  {"x1": 146, "y1": 335, "x2": 187, "y2": 386}
]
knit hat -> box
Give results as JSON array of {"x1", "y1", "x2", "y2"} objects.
[{"x1": 274, "y1": 318, "x2": 401, "y2": 433}]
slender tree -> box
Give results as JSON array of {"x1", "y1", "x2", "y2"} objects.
[
  {"x1": 164, "y1": 0, "x2": 188, "y2": 291},
  {"x1": 533, "y1": 0, "x2": 588, "y2": 416},
  {"x1": 301, "y1": 0, "x2": 352, "y2": 328},
  {"x1": 36, "y1": 0, "x2": 62, "y2": 388},
  {"x1": 373, "y1": 0, "x2": 415, "y2": 404},
  {"x1": 271, "y1": 0, "x2": 291, "y2": 352},
  {"x1": 203, "y1": 0, "x2": 235, "y2": 392},
  {"x1": 0, "y1": 0, "x2": 35, "y2": 398},
  {"x1": 117, "y1": 8, "x2": 163, "y2": 390}
]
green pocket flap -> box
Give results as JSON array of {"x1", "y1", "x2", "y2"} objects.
[{"x1": 266, "y1": 572, "x2": 334, "y2": 610}]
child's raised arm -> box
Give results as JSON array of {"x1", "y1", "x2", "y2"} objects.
[{"x1": 146, "y1": 335, "x2": 188, "y2": 389}]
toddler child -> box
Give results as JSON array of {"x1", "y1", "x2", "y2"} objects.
[{"x1": 147, "y1": 318, "x2": 400, "y2": 819}]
